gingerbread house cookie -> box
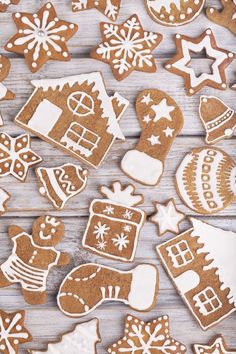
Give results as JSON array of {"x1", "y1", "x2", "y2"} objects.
[{"x1": 15, "y1": 72, "x2": 129, "y2": 168}]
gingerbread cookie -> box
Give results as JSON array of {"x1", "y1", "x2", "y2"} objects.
[
  {"x1": 0, "y1": 133, "x2": 42, "y2": 182},
  {"x1": 91, "y1": 15, "x2": 163, "y2": 81},
  {"x1": 206, "y1": 0, "x2": 236, "y2": 36},
  {"x1": 0, "y1": 112, "x2": 3, "y2": 126},
  {"x1": 121, "y1": 89, "x2": 184, "y2": 186},
  {"x1": 157, "y1": 218, "x2": 236, "y2": 330},
  {"x1": 199, "y1": 96, "x2": 236, "y2": 144},
  {"x1": 150, "y1": 199, "x2": 185, "y2": 236},
  {"x1": 193, "y1": 335, "x2": 236, "y2": 354},
  {"x1": 0, "y1": 309, "x2": 32, "y2": 354},
  {"x1": 0, "y1": 188, "x2": 10, "y2": 216},
  {"x1": 0, "y1": 216, "x2": 70, "y2": 305},
  {"x1": 0, "y1": 55, "x2": 15, "y2": 101},
  {"x1": 36, "y1": 163, "x2": 88, "y2": 210},
  {"x1": 28, "y1": 318, "x2": 101, "y2": 354},
  {"x1": 72, "y1": 0, "x2": 121, "y2": 21},
  {"x1": 175, "y1": 146, "x2": 236, "y2": 214},
  {"x1": 58, "y1": 263, "x2": 159, "y2": 317},
  {"x1": 15, "y1": 72, "x2": 129, "y2": 168},
  {"x1": 232, "y1": 82, "x2": 236, "y2": 90},
  {"x1": 165, "y1": 29, "x2": 235, "y2": 96},
  {"x1": 0, "y1": 0, "x2": 20, "y2": 12},
  {"x1": 82, "y1": 181, "x2": 145, "y2": 262},
  {"x1": 145, "y1": 0, "x2": 205, "y2": 26},
  {"x1": 5, "y1": 2, "x2": 78, "y2": 73},
  {"x1": 108, "y1": 314, "x2": 186, "y2": 354}
]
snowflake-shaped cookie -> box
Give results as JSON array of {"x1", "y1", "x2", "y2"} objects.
[
  {"x1": 91, "y1": 14, "x2": 163, "y2": 81},
  {"x1": 165, "y1": 29, "x2": 235, "y2": 95},
  {"x1": 0, "y1": 133, "x2": 42, "y2": 182},
  {"x1": 0, "y1": 309, "x2": 32, "y2": 354},
  {"x1": 107, "y1": 314, "x2": 187, "y2": 354},
  {"x1": 72, "y1": 0, "x2": 121, "y2": 21},
  {"x1": 0, "y1": 0, "x2": 20, "y2": 13},
  {"x1": 5, "y1": 2, "x2": 78, "y2": 73}
]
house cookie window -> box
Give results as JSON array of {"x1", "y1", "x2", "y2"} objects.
[
  {"x1": 167, "y1": 240, "x2": 194, "y2": 268},
  {"x1": 193, "y1": 287, "x2": 222, "y2": 316},
  {"x1": 67, "y1": 91, "x2": 95, "y2": 117}
]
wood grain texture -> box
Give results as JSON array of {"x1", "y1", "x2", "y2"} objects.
[{"x1": 0, "y1": 0, "x2": 235, "y2": 352}]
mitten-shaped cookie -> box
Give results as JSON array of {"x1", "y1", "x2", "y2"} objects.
[
  {"x1": 0, "y1": 55, "x2": 15, "y2": 101},
  {"x1": 0, "y1": 216, "x2": 70, "y2": 305},
  {"x1": 58, "y1": 263, "x2": 159, "y2": 317},
  {"x1": 121, "y1": 89, "x2": 184, "y2": 186},
  {"x1": 206, "y1": 0, "x2": 236, "y2": 36}
]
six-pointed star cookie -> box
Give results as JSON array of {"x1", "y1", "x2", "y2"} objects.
[
  {"x1": 0, "y1": 133, "x2": 42, "y2": 182},
  {"x1": 165, "y1": 28, "x2": 235, "y2": 95},
  {"x1": 107, "y1": 314, "x2": 187, "y2": 354},
  {"x1": 0, "y1": 309, "x2": 32, "y2": 354},
  {"x1": 91, "y1": 14, "x2": 163, "y2": 81},
  {"x1": 72, "y1": 0, "x2": 121, "y2": 21},
  {"x1": 5, "y1": 2, "x2": 78, "y2": 73},
  {"x1": 193, "y1": 335, "x2": 236, "y2": 354},
  {"x1": 150, "y1": 198, "x2": 185, "y2": 236},
  {"x1": 0, "y1": 0, "x2": 20, "y2": 12}
]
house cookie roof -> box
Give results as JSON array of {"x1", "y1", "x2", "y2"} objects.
[{"x1": 31, "y1": 72, "x2": 127, "y2": 140}]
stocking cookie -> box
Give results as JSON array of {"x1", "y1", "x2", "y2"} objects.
[
  {"x1": 91, "y1": 15, "x2": 163, "y2": 81},
  {"x1": 36, "y1": 163, "x2": 88, "y2": 210},
  {"x1": 150, "y1": 199, "x2": 185, "y2": 236},
  {"x1": 193, "y1": 335, "x2": 236, "y2": 354},
  {"x1": 0, "y1": 133, "x2": 42, "y2": 182},
  {"x1": 165, "y1": 29, "x2": 235, "y2": 96},
  {"x1": 28, "y1": 318, "x2": 101, "y2": 354},
  {"x1": 15, "y1": 72, "x2": 129, "y2": 168},
  {"x1": 82, "y1": 181, "x2": 145, "y2": 262},
  {"x1": 0, "y1": 0, "x2": 20, "y2": 12},
  {"x1": 199, "y1": 96, "x2": 236, "y2": 144},
  {"x1": 0, "y1": 55, "x2": 15, "y2": 101},
  {"x1": 5, "y1": 2, "x2": 78, "y2": 73},
  {"x1": 0, "y1": 309, "x2": 32, "y2": 354},
  {"x1": 121, "y1": 89, "x2": 184, "y2": 186},
  {"x1": 206, "y1": 0, "x2": 236, "y2": 36},
  {"x1": 0, "y1": 216, "x2": 70, "y2": 305},
  {"x1": 0, "y1": 188, "x2": 10, "y2": 216},
  {"x1": 157, "y1": 218, "x2": 236, "y2": 329},
  {"x1": 72, "y1": 0, "x2": 121, "y2": 21},
  {"x1": 176, "y1": 146, "x2": 236, "y2": 214},
  {"x1": 107, "y1": 314, "x2": 186, "y2": 354},
  {"x1": 58, "y1": 263, "x2": 159, "y2": 317},
  {"x1": 145, "y1": 0, "x2": 205, "y2": 26}
]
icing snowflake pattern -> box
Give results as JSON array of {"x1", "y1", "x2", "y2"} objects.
[
  {"x1": 5, "y1": 2, "x2": 78, "y2": 72},
  {"x1": 123, "y1": 209, "x2": 133, "y2": 220},
  {"x1": 112, "y1": 233, "x2": 129, "y2": 251},
  {"x1": 0, "y1": 133, "x2": 42, "y2": 182},
  {"x1": 92, "y1": 15, "x2": 162, "y2": 80},
  {"x1": 103, "y1": 205, "x2": 114, "y2": 215},
  {"x1": 96, "y1": 240, "x2": 107, "y2": 250},
  {"x1": 93, "y1": 221, "x2": 110, "y2": 240}
]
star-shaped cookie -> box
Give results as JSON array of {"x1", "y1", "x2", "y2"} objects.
[
  {"x1": 0, "y1": 133, "x2": 42, "y2": 182},
  {"x1": 165, "y1": 29, "x2": 235, "y2": 96},
  {"x1": 150, "y1": 199, "x2": 185, "y2": 236},
  {"x1": 107, "y1": 314, "x2": 187, "y2": 354},
  {"x1": 5, "y1": 2, "x2": 78, "y2": 73},
  {"x1": 0, "y1": 0, "x2": 20, "y2": 12},
  {"x1": 0, "y1": 55, "x2": 15, "y2": 102},
  {"x1": 0, "y1": 309, "x2": 32, "y2": 354},
  {"x1": 72, "y1": 0, "x2": 121, "y2": 21},
  {"x1": 91, "y1": 14, "x2": 163, "y2": 81},
  {"x1": 193, "y1": 335, "x2": 236, "y2": 354}
]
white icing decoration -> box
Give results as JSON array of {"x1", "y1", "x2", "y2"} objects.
[
  {"x1": 151, "y1": 98, "x2": 174, "y2": 122},
  {"x1": 147, "y1": 134, "x2": 161, "y2": 145},
  {"x1": 0, "y1": 112, "x2": 3, "y2": 127},
  {"x1": 141, "y1": 93, "x2": 153, "y2": 105},
  {"x1": 148, "y1": 0, "x2": 181, "y2": 13},
  {"x1": 163, "y1": 126, "x2": 174, "y2": 137},
  {"x1": 0, "y1": 188, "x2": 9, "y2": 213},
  {"x1": 194, "y1": 336, "x2": 235, "y2": 354},
  {"x1": 100, "y1": 181, "x2": 143, "y2": 206},
  {"x1": 72, "y1": 0, "x2": 120, "y2": 21},
  {"x1": 0, "y1": 83, "x2": 7, "y2": 100},
  {"x1": 93, "y1": 221, "x2": 110, "y2": 241},
  {"x1": 175, "y1": 270, "x2": 200, "y2": 293},
  {"x1": 30, "y1": 318, "x2": 100, "y2": 354},
  {"x1": 112, "y1": 233, "x2": 129, "y2": 251}
]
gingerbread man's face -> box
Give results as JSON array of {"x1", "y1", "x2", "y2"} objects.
[{"x1": 32, "y1": 216, "x2": 64, "y2": 247}]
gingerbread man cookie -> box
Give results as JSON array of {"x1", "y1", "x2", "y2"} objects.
[
  {"x1": 91, "y1": 15, "x2": 163, "y2": 81},
  {"x1": 72, "y1": 0, "x2": 121, "y2": 21},
  {"x1": 0, "y1": 55, "x2": 15, "y2": 102},
  {"x1": 0, "y1": 216, "x2": 70, "y2": 305},
  {"x1": 5, "y1": 2, "x2": 78, "y2": 73},
  {"x1": 121, "y1": 89, "x2": 184, "y2": 186},
  {"x1": 206, "y1": 0, "x2": 236, "y2": 36},
  {"x1": 145, "y1": 0, "x2": 205, "y2": 26},
  {"x1": 165, "y1": 29, "x2": 235, "y2": 95}
]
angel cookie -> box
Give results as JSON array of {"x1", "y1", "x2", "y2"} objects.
[
  {"x1": 72, "y1": 0, "x2": 121, "y2": 21},
  {"x1": 206, "y1": 0, "x2": 236, "y2": 36},
  {"x1": 82, "y1": 181, "x2": 145, "y2": 262},
  {"x1": 5, "y1": 2, "x2": 78, "y2": 73},
  {"x1": 91, "y1": 15, "x2": 163, "y2": 81},
  {"x1": 165, "y1": 29, "x2": 235, "y2": 95},
  {"x1": 121, "y1": 89, "x2": 184, "y2": 186},
  {"x1": 0, "y1": 216, "x2": 70, "y2": 305},
  {"x1": 145, "y1": 0, "x2": 205, "y2": 26},
  {"x1": 0, "y1": 55, "x2": 15, "y2": 101}
]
